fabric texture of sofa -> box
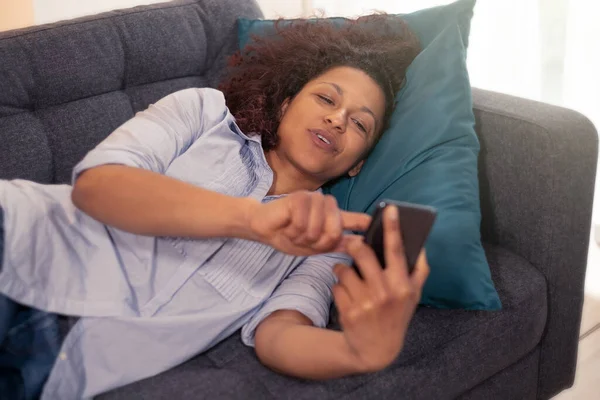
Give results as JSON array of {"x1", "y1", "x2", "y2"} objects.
[{"x1": 0, "y1": 0, "x2": 597, "y2": 398}]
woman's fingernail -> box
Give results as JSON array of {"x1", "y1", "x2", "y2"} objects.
[{"x1": 388, "y1": 205, "x2": 399, "y2": 221}]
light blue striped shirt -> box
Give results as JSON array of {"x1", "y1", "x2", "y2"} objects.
[{"x1": 0, "y1": 88, "x2": 351, "y2": 398}]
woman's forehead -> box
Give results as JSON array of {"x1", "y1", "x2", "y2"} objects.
[{"x1": 309, "y1": 67, "x2": 385, "y2": 114}]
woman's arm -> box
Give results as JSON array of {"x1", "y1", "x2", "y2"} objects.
[
  {"x1": 72, "y1": 164, "x2": 259, "y2": 240},
  {"x1": 74, "y1": 168, "x2": 368, "y2": 256},
  {"x1": 254, "y1": 206, "x2": 430, "y2": 378},
  {"x1": 255, "y1": 310, "x2": 371, "y2": 380}
]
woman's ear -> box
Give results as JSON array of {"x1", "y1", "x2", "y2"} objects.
[
  {"x1": 279, "y1": 97, "x2": 291, "y2": 120},
  {"x1": 348, "y1": 160, "x2": 365, "y2": 177}
]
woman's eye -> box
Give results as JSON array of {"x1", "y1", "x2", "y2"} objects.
[
  {"x1": 318, "y1": 95, "x2": 334, "y2": 105},
  {"x1": 353, "y1": 119, "x2": 367, "y2": 133}
]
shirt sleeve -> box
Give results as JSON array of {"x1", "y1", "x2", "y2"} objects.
[
  {"x1": 71, "y1": 87, "x2": 228, "y2": 184},
  {"x1": 240, "y1": 251, "x2": 353, "y2": 347}
]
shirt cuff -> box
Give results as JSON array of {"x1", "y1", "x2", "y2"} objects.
[
  {"x1": 240, "y1": 294, "x2": 327, "y2": 347},
  {"x1": 71, "y1": 149, "x2": 145, "y2": 185}
]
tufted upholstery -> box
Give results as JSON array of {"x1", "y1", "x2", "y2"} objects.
[{"x1": 0, "y1": 0, "x2": 262, "y2": 184}]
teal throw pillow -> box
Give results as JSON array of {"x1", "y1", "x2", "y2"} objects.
[
  {"x1": 236, "y1": 0, "x2": 502, "y2": 310},
  {"x1": 329, "y1": 24, "x2": 501, "y2": 310}
]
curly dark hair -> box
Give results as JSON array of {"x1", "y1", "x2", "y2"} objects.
[{"x1": 218, "y1": 15, "x2": 421, "y2": 152}]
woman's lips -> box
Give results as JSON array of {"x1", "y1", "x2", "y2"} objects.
[{"x1": 308, "y1": 129, "x2": 337, "y2": 153}]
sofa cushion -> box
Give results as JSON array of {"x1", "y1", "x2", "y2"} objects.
[
  {"x1": 0, "y1": 114, "x2": 53, "y2": 183},
  {"x1": 0, "y1": 0, "x2": 262, "y2": 184},
  {"x1": 97, "y1": 357, "x2": 272, "y2": 400},
  {"x1": 125, "y1": 76, "x2": 209, "y2": 113},
  {"x1": 99, "y1": 243, "x2": 547, "y2": 399},
  {"x1": 35, "y1": 92, "x2": 134, "y2": 183}
]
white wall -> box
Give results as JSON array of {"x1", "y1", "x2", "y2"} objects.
[
  {"x1": 32, "y1": 0, "x2": 311, "y2": 24},
  {"x1": 256, "y1": 0, "x2": 308, "y2": 19},
  {"x1": 33, "y1": 0, "x2": 169, "y2": 25}
]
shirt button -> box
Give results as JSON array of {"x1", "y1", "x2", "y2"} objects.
[{"x1": 59, "y1": 352, "x2": 67, "y2": 361}]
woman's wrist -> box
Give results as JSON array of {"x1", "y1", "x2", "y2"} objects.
[
  {"x1": 340, "y1": 336, "x2": 395, "y2": 375},
  {"x1": 228, "y1": 196, "x2": 262, "y2": 241}
]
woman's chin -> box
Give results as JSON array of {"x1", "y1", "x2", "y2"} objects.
[{"x1": 297, "y1": 159, "x2": 342, "y2": 182}]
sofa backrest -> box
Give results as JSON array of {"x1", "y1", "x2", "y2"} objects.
[{"x1": 0, "y1": 0, "x2": 262, "y2": 184}]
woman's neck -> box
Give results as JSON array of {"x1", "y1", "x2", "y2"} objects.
[{"x1": 265, "y1": 150, "x2": 322, "y2": 196}]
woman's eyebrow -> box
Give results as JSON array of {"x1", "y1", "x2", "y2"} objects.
[
  {"x1": 320, "y1": 81, "x2": 344, "y2": 96},
  {"x1": 319, "y1": 81, "x2": 377, "y2": 121}
]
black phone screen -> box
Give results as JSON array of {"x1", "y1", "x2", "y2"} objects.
[{"x1": 352, "y1": 200, "x2": 437, "y2": 276}]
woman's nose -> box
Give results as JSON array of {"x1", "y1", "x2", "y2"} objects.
[{"x1": 325, "y1": 111, "x2": 346, "y2": 132}]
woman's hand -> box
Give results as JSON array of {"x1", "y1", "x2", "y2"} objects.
[
  {"x1": 247, "y1": 191, "x2": 371, "y2": 256},
  {"x1": 332, "y1": 205, "x2": 430, "y2": 373}
]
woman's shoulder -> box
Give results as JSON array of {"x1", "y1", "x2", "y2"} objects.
[
  {"x1": 151, "y1": 87, "x2": 239, "y2": 134},
  {"x1": 163, "y1": 87, "x2": 227, "y2": 112},
  {"x1": 154, "y1": 88, "x2": 254, "y2": 142}
]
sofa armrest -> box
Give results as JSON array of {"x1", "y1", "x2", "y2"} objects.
[{"x1": 472, "y1": 88, "x2": 598, "y2": 399}]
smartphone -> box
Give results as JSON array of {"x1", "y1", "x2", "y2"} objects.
[{"x1": 352, "y1": 200, "x2": 437, "y2": 276}]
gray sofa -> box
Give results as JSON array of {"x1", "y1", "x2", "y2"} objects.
[{"x1": 0, "y1": 0, "x2": 597, "y2": 399}]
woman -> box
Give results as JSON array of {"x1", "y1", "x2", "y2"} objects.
[{"x1": 0, "y1": 15, "x2": 424, "y2": 399}]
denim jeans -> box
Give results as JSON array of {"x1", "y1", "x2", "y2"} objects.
[{"x1": 0, "y1": 207, "x2": 62, "y2": 400}]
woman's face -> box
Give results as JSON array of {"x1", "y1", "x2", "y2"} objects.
[{"x1": 274, "y1": 66, "x2": 386, "y2": 183}]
